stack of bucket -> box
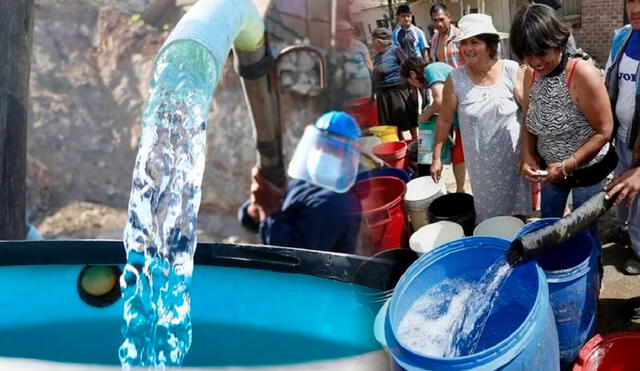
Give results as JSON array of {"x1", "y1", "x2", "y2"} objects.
[
  {"x1": 427, "y1": 193, "x2": 476, "y2": 235},
  {"x1": 403, "y1": 176, "x2": 446, "y2": 231},
  {"x1": 372, "y1": 141, "x2": 408, "y2": 169},
  {"x1": 351, "y1": 176, "x2": 410, "y2": 253},
  {"x1": 369, "y1": 126, "x2": 399, "y2": 142}
]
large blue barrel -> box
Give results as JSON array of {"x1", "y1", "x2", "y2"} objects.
[
  {"x1": 0, "y1": 241, "x2": 389, "y2": 369},
  {"x1": 516, "y1": 218, "x2": 600, "y2": 368},
  {"x1": 385, "y1": 237, "x2": 559, "y2": 370}
]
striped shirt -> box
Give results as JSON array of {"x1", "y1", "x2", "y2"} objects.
[
  {"x1": 527, "y1": 60, "x2": 609, "y2": 167},
  {"x1": 429, "y1": 25, "x2": 464, "y2": 68}
]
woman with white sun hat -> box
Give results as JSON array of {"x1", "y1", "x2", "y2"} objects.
[{"x1": 426, "y1": 13, "x2": 531, "y2": 222}]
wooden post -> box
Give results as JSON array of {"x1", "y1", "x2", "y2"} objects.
[{"x1": 0, "y1": 0, "x2": 35, "y2": 239}]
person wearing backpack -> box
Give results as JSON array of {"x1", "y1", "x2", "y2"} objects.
[
  {"x1": 371, "y1": 27, "x2": 418, "y2": 140},
  {"x1": 604, "y1": 0, "x2": 640, "y2": 276}
]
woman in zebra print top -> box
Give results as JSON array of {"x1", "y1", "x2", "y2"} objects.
[{"x1": 510, "y1": 4, "x2": 613, "y2": 223}]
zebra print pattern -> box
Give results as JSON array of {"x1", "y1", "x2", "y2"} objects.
[{"x1": 526, "y1": 69, "x2": 608, "y2": 168}]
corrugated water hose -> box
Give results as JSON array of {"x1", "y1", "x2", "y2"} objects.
[{"x1": 506, "y1": 191, "x2": 614, "y2": 267}]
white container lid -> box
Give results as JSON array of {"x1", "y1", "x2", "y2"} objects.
[
  {"x1": 409, "y1": 221, "x2": 465, "y2": 255},
  {"x1": 473, "y1": 216, "x2": 525, "y2": 241},
  {"x1": 404, "y1": 176, "x2": 445, "y2": 202}
]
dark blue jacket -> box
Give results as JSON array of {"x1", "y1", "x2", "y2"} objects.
[{"x1": 238, "y1": 179, "x2": 361, "y2": 254}]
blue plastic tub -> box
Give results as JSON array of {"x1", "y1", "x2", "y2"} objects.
[
  {"x1": 516, "y1": 218, "x2": 600, "y2": 368},
  {"x1": 385, "y1": 237, "x2": 559, "y2": 370},
  {"x1": 0, "y1": 240, "x2": 390, "y2": 369}
]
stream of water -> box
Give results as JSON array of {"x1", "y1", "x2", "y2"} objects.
[
  {"x1": 119, "y1": 40, "x2": 217, "y2": 369},
  {"x1": 397, "y1": 258, "x2": 512, "y2": 357}
]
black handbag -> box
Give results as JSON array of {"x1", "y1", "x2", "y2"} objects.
[{"x1": 550, "y1": 144, "x2": 618, "y2": 188}]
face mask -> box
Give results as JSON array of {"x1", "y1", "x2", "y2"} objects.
[{"x1": 307, "y1": 149, "x2": 344, "y2": 190}]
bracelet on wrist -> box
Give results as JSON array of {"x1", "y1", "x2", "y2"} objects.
[
  {"x1": 561, "y1": 160, "x2": 569, "y2": 179},
  {"x1": 569, "y1": 154, "x2": 578, "y2": 172}
]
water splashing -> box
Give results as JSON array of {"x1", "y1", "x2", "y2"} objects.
[
  {"x1": 397, "y1": 257, "x2": 512, "y2": 357},
  {"x1": 119, "y1": 40, "x2": 218, "y2": 369}
]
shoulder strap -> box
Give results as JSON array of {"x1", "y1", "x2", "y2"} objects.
[{"x1": 566, "y1": 59, "x2": 580, "y2": 90}]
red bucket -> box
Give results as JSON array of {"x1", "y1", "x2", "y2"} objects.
[
  {"x1": 351, "y1": 176, "x2": 410, "y2": 252},
  {"x1": 573, "y1": 332, "x2": 640, "y2": 371},
  {"x1": 372, "y1": 141, "x2": 408, "y2": 169},
  {"x1": 344, "y1": 97, "x2": 379, "y2": 128}
]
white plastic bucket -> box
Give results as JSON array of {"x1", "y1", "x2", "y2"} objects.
[
  {"x1": 473, "y1": 215, "x2": 525, "y2": 241},
  {"x1": 409, "y1": 221, "x2": 464, "y2": 255},
  {"x1": 403, "y1": 176, "x2": 446, "y2": 231}
]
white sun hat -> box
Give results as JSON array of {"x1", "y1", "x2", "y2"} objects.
[{"x1": 453, "y1": 13, "x2": 509, "y2": 42}]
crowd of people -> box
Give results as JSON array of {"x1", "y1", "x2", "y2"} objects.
[{"x1": 239, "y1": 0, "x2": 640, "y2": 320}]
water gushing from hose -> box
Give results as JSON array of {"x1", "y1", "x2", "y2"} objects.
[{"x1": 119, "y1": 0, "x2": 265, "y2": 368}]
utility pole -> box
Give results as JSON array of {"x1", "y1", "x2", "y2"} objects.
[
  {"x1": 387, "y1": 0, "x2": 395, "y2": 28},
  {"x1": 0, "y1": 0, "x2": 35, "y2": 239}
]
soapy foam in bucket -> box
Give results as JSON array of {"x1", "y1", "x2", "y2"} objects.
[
  {"x1": 404, "y1": 177, "x2": 446, "y2": 231},
  {"x1": 473, "y1": 216, "x2": 525, "y2": 241}
]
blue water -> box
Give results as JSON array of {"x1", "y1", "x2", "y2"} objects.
[
  {"x1": 0, "y1": 321, "x2": 368, "y2": 367},
  {"x1": 120, "y1": 40, "x2": 218, "y2": 369},
  {"x1": 0, "y1": 264, "x2": 381, "y2": 367}
]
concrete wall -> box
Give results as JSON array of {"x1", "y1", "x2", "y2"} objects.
[{"x1": 510, "y1": 0, "x2": 626, "y2": 66}]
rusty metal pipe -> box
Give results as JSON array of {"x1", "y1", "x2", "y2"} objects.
[{"x1": 237, "y1": 42, "x2": 326, "y2": 187}]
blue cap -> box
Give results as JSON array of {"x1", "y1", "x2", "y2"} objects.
[{"x1": 314, "y1": 111, "x2": 361, "y2": 140}]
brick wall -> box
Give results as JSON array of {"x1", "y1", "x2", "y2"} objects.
[
  {"x1": 509, "y1": 0, "x2": 625, "y2": 66},
  {"x1": 570, "y1": 0, "x2": 625, "y2": 66}
]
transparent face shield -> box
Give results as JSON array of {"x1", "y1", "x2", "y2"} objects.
[{"x1": 287, "y1": 126, "x2": 360, "y2": 193}]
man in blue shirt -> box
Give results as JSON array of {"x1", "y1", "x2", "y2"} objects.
[
  {"x1": 238, "y1": 112, "x2": 362, "y2": 254},
  {"x1": 392, "y1": 4, "x2": 430, "y2": 63}
]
